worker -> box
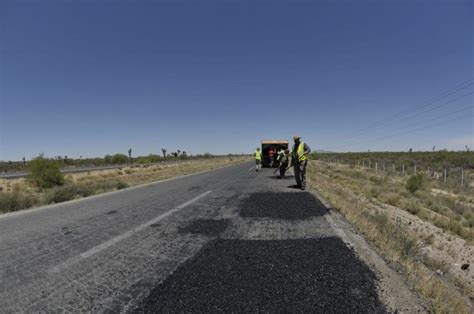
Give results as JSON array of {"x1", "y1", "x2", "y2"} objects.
[
  {"x1": 268, "y1": 148, "x2": 275, "y2": 168},
  {"x1": 290, "y1": 136, "x2": 311, "y2": 190},
  {"x1": 255, "y1": 148, "x2": 263, "y2": 172},
  {"x1": 276, "y1": 148, "x2": 290, "y2": 178}
]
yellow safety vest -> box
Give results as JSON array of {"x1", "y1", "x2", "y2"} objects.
[
  {"x1": 297, "y1": 141, "x2": 307, "y2": 162},
  {"x1": 255, "y1": 150, "x2": 262, "y2": 160}
]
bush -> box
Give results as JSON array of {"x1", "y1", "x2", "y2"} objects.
[
  {"x1": 111, "y1": 154, "x2": 129, "y2": 164},
  {"x1": 45, "y1": 184, "x2": 77, "y2": 204},
  {"x1": 28, "y1": 155, "x2": 64, "y2": 189},
  {"x1": 380, "y1": 192, "x2": 401, "y2": 206},
  {"x1": 0, "y1": 191, "x2": 38, "y2": 212},
  {"x1": 406, "y1": 174, "x2": 425, "y2": 194},
  {"x1": 116, "y1": 181, "x2": 129, "y2": 190}
]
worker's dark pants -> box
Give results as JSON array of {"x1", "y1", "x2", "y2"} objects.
[
  {"x1": 279, "y1": 162, "x2": 288, "y2": 178},
  {"x1": 294, "y1": 160, "x2": 307, "y2": 189}
]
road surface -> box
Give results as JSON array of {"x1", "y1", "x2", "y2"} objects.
[{"x1": 0, "y1": 161, "x2": 422, "y2": 312}]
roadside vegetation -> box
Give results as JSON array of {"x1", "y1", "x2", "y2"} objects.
[
  {"x1": 308, "y1": 156, "x2": 473, "y2": 313},
  {"x1": 0, "y1": 156, "x2": 249, "y2": 213},
  {"x1": 0, "y1": 149, "x2": 239, "y2": 173}
]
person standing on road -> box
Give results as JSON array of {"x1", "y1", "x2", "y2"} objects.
[
  {"x1": 255, "y1": 148, "x2": 263, "y2": 172},
  {"x1": 291, "y1": 136, "x2": 311, "y2": 190}
]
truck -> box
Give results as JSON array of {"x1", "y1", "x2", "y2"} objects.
[{"x1": 261, "y1": 139, "x2": 289, "y2": 168}]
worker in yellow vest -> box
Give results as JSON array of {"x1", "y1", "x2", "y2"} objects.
[
  {"x1": 291, "y1": 136, "x2": 311, "y2": 190},
  {"x1": 254, "y1": 148, "x2": 263, "y2": 172}
]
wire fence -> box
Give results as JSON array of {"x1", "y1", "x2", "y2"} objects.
[{"x1": 322, "y1": 158, "x2": 472, "y2": 189}]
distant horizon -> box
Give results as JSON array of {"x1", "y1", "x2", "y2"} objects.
[{"x1": 2, "y1": 148, "x2": 472, "y2": 163}]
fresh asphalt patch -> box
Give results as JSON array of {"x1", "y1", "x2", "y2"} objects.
[
  {"x1": 178, "y1": 219, "x2": 230, "y2": 236},
  {"x1": 239, "y1": 192, "x2": 328, "y2": 219},
  {"x1": 140, "y1": 237, "x2": 386, "y2": 313}
]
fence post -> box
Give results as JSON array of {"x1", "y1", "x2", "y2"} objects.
[
  {"x1": 375, "y1": 162, "x2": 378, "y2": 172},
  {"x1": 443, "y1": 168, "x2": 447, "y2": 183},
  {"x1": 393, "y1": 164, "x2": 395, "y2": 174},
  {"x1": 402, "y1": 164, "x2": 405, "y2": 176},
  {"x1": 427, "y1": 167, "x2": 430, "y2": 177},
  {"x1": 414, "y1": 165, "x2": 416, "y2": 174},
  {"x1": 461, "y1": 169, "x2": 464, "y2": 186}
]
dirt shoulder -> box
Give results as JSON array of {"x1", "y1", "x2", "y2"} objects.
[{"x1": 307, "y1": 160, "x2": 473, "y2": 313}]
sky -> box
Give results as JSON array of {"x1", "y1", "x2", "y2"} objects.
[{"x1": 1, "y1": 0, "x2": 473, "y2": 160}]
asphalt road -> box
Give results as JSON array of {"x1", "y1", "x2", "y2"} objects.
[{"x1": 1, "y1": 161, "x2": 398, "y2": 312}]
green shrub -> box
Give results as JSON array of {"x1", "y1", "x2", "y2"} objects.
[
  {"x1": 28, "y1": 155, "x2": 64, "y2": 189},
  {"x1": 116, "y1": 181, "x2": 129, "y2": 190},
  {"x1": 111, "y1": 154, "x2": 129, "y2": 164},
  {"x1": 0, "y1": 191, "x2": 38, "y2": 212},
  {"x1": 406, "y1": 174, "x2": 425, "y2": 194},
  {"x1": 45, "y1": 184, "x2": 77, "y2": 204}
]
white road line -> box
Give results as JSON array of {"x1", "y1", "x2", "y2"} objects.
[
  {"x1": 51, "y1": 190, "x2": 212, "y2": 273},
  {"x1": 248, "y1": 167, "x2": 255, "y2": 171}
]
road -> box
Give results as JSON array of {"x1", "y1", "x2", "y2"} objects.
[{"x1": 0, "y1": 161, "x2": 422, "y2": 312}]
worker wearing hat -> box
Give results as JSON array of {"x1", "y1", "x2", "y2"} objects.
[
  {"x1": 254, "y1": 148, "x2": 263, "y2": 172},
  {"x1": 290, "y1": 136, "x2": 311, "y2": 190}
]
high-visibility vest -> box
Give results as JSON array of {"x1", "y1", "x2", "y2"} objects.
[
  {"x1": 294, "y1": 141, "x2": 307, "y2": 162},
  {"x1": 255, "y1": 150, "x2": 262, "y2": 160}
]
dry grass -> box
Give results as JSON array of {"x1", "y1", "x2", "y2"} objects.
[
  {"x1": 308, "y1": 160, "x2": 472, "y2": 313},
  {"x1": 0, "y1": 156, "x2": 250, "y2": 213}
]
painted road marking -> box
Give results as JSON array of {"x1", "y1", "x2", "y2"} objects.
[{"x1": 51, "y1": 190, "x2": 213, "y2": 273}]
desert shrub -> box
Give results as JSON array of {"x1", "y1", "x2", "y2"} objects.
[
  {"x1": 396, "y1": 236, "x2": 420, "y2": 259},
  {"x1": 76, "y1": 183, "x2": 97, "y2": 197},
  {"x1": 28, "y1": 155, "x2": 64, "y2": 189},
  {"x1": 398, "y1": 198, "x2": 421, "y2": 215},
  {"x1": 124, "y1": 169, "x2": 133, "y2": 175},
  {"x1": 447, "y1": 219, "x2": 463, "y2": 236},
  {"x1": 116, "y1": 181, "x2": 129, "y2": 190},
  {"x1": 0, "y1": 191, "x2": 38, "y2": 212},
  {"x1": 369, "y1": 176, "x2": 383, "y2": 185},
  {"x1": 369, "y1": 187, "x2": 381, "y2": 198},
  {"x1": 111, "y1": 154, "x2": 129, "y2": 164},
  {"x1": 379, "y1": 192, "x2": 401, "y2": 206},
  {"x1": 45, "y1": 184, "x2": 77, "y2": 204},
  {"x1": 406, "y1": 173, "x2": 425, "y2": 194}
]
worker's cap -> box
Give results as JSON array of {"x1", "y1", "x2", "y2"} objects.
[{"x1": 293, "y1": 135, "x2": 301, "y2": 140}]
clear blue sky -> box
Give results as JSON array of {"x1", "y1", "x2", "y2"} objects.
[{"x1": 1, "y1": 0, "x2": 473, "y2": 160}]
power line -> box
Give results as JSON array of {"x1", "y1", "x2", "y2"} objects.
[
  {"x1": 339, "y1": 92, "x2": 474, "y2": 143},
  {"x1": 345, "y1": 111, "x2": 473, "y2": 147},
  {"x1": 332, "y1": 78, "x2": 473, "y2": 139}
]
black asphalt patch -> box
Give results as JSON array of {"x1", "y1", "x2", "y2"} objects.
[
  {"x1": 179, "y1": 219, "x2": 230, "y2": 236},
  {"x1": 140, "y1": 237, "x2": 385, "y2": 313},
  {"x1": 239, "y1": 192, "x2": 327, "y2": 219}
]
